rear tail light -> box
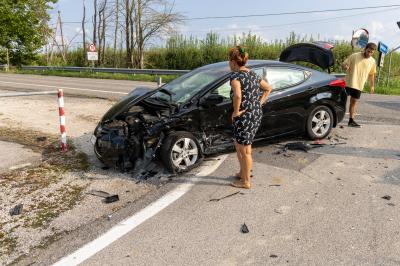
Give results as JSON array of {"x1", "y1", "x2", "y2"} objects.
[{"x1": 329, "y1": 79, "x2": 346, "y2": 89}]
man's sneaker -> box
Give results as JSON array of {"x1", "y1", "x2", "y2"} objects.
[{"x1": 348, "y1": 120, "x2": 361, "y2": 128}]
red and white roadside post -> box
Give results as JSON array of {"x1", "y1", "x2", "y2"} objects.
[{"x1": 58, "y1": 89, "x2": 67, "y2": 151}]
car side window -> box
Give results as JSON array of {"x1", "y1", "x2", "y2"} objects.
[
  {"x1": 210, "y1": 81, "x2": 231, "y2": 102},
  {"x1": 253, "y1": 67, "x2": 267, "y2": 81},
  {"x1": 266, "y1": 67, "x2": 308, "y2": 91}
]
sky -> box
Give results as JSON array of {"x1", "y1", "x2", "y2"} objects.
[{"x1": 49, "y1": 0, "x2": 400, "y2": 50}]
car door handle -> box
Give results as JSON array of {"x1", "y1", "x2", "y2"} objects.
[{"x1": 307, "y1": 86, "x2": 317, "y2": 93}]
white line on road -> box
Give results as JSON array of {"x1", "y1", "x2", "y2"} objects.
[
  {"x1": 0, "y1": 80, "x2": 129, "y2": 95},
  {"x1": 53, "y1": 154, "x2": 228, "y2": 266},
  {"x1": 0, "y1": 91, "x2": 57, "y2": 97}
]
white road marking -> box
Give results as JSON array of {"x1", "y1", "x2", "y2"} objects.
[
  {"x1": 53, "y1": 154, "x2": 228, "y2": 266},
  {"x1": 0, "y1": 80, "x2": 129, "y2": 95},
  {"x1": 0, "y1": 91, "x2": 57, "y2": 97}
]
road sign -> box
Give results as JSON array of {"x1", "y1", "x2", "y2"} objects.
[
  {"x1": 87, "y1": 52, "x2": 98, "y2": 61},
  {"x1": 378, "y1": 42, "x2": 389, "y2": 54},
  {"x1": 88, "y1": 43, "x2": 97, "y2": 52}
]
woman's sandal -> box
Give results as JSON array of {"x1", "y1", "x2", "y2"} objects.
[{"x1": 230, "y1": 180, "x2": 251, "y2": 189}]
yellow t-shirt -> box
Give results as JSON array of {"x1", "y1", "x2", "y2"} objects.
[{"x1": 344, "y1": 52, "x2": 376, "y2": 91}]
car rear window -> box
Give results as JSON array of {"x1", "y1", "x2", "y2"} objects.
[{"x1": 266, "y1": 67, "x2": 309, "y2": 91}]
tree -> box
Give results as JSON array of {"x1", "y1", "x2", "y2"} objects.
[
  {"x1": 131, "y1": 0, "x2": 183, "y2": 68},
  {"x1": 0, "y1": 0, "x2": 57, "y2": 65}
]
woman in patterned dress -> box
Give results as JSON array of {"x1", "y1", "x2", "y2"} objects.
[{"x1": 229, "y1": 46, "x2": 272, "y2": 189}]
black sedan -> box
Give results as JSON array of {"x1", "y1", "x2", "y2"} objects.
[{"x1": 92, "y1": 42, "x2": 347, "y2": 173}]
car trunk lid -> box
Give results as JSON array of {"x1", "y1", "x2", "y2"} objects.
[{"x1": 279, "y1": 42, "x2": 335, "y2": 71}]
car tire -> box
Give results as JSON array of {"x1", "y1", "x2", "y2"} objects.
[
  {"x1": 306, "y1": 105, "x2": 334, "y2": 140},
  {"x1": 161, "y1": 132, "x2": 202, "y2": 173}
]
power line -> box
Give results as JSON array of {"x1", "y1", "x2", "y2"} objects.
[
  {"x1": 184, "y1": 4, "x2": 400, "y2": 21},
  {"x1": 186, "y1": 7, "x2": 400, "y2": 33}
]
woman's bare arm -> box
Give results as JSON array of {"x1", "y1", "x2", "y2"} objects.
[{"x1": 259, "y1": 79, "x2": 272, "y2": 105}]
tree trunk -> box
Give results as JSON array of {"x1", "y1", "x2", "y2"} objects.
[
  {"x1": 93, "y1": 0, "x2": 97, "y2": 45},
  {"x1": 113, "y1": 0, "x2": 119, "y2": 67},
  {"x1": 124, "y1": 0, "x2": 131, "y2": 67},
  {"x1": 101, "y1": 0, "x2": 107, "y2": 63},
  {"x1": 97, "y1": 8, "x2": 102, "y2": 64},
  {"x1": 130, "y1": 0, "x2": 135, "y2": 67}
]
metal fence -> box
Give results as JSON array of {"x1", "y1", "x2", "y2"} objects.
[
  {"x1": 21, "y1": 66, "x2": 190, "y2": 75},
  {"x1": 19, "y1": 65, "x2": 346, "y2": 79}
]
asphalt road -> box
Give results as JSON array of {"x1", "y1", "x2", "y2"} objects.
[
  {"x1": 81, "y1": 94, "x2": 400, "y2": 266},
  {"x1": 0, "y1": 73, "x2": 158, "y2": 99},
  {"x1": 4, "y1": 73, "x2": 400, "y2": 265}
]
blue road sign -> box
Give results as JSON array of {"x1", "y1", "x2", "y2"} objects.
[{"x1": 378, "y1": 42, "x2": 389, "y2": 54}]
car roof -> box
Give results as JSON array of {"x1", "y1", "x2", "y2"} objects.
[{"x1": 196, "y1": 60, "x2": 302, "y2": 72}]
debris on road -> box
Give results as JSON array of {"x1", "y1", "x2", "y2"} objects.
[
  {"x1": 87, "y1": 190, "x2": 120, "y2": 203},
  {"x1": 382, "y1": 195, "x2": 392, "y2": 200},
  {"x1": 270, "y1": 254, "x2": 278, "y2": 258},
  {"x1": 269, "y1": 184, "x2": 281, "y2": 187},
  {"x1": 36, "y1": 136, "x2": 47, "y2": 142},
  {"x1": 388, "y1": 203, "x2": 395, "y2": 206},
  {"x1": 9, "y1": 203, "x2": 23, "y2": 216},
  {"x1": 209, "y1": 191, "x2": 242, "y2": 202},
  {"x1": 241, "y1": 223, "x2": 249, "y2": 233},
  {"x1": 283, "y1": 142, "x2": 325, "y2": 152}
]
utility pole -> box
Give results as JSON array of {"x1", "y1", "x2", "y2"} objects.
[
  {"x1": 58, "y1": 11, "x2": 66, "y2": 62},
  {"x1": 82, "y1": 0, "x2": 87, "y2": 66}
]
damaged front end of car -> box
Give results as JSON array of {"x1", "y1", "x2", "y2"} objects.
[{"x1": 93, "y1": 87, "x2": 203, "y2": 173}]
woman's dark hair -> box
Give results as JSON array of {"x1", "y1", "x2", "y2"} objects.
[{"x1": 229, "y1": 46, "x2": 248, "y2": 66}]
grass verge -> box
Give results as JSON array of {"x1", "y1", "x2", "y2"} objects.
[{"x1": 0, "y1": 127, "x2": 90, "y2": 261}]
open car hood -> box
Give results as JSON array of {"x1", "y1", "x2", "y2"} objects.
[{"x1": 279, "y1": 42, "x2": 334, "y2": 70}]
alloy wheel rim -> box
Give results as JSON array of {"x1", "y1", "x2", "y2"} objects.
[
  {"x1": 171, "y1": 138, "x2": 198, "y2": 170},
  {"x1": 311, "y1": 110, "x2": 331, "y2": 137}
]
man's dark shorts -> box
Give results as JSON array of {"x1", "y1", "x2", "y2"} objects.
[{"x1": 346, "y1": 87, "x2": 361, "y2": 99}]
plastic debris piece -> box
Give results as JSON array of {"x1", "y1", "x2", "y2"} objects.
[
  {"x1": 104, "y1": 195, "x2": 119, "y2": 203},
  {"x1": 87, "y1": 190, "x2": 119, "y2": 203},
  {"x1": 270, "y1": 254, "x2": 278, "y2": 258},
  {"x1": 9, "y1": 204, "x2": 23, "y2": 216},
  {"x1": 382, "y1": 195, "x2": 392, "y2": 200},
  {"x1": 241, "y1": 223, "x2": 249, "y2": 233}
]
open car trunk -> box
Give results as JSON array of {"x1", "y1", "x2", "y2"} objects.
[{"x1": 279, "y1": 42, "x2": 335, "y2": 72}]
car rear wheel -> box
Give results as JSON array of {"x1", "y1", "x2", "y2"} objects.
[
  {"x1": 306, "y1": 105, "x2": 333, "y2": 139},
  {"x1": 161, "y1": 132, "x2": 201, "y2": 173}
]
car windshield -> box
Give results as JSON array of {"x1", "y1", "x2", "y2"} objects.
[{"x1": 150, "y1": 67, "x2": 228, "y2": 104}]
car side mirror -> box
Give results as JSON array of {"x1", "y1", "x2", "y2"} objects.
[{"x1": 200, "y1": 94, "x2": 224, "y2": 108}]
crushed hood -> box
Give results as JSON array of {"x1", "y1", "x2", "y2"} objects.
[
  {"x1": 100, "y1": 87, "x2": 154, "y2": 122},
  {"x1": 279, "y1": 42, "x2": 335, "y2": 70}
]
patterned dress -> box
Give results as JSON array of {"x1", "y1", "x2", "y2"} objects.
[{"x1": 230, "y1": 70, "x2": 263, "y2": 145}]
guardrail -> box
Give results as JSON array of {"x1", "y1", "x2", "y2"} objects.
[
  {"x1": 21, "y1": 66, "x2": 190, "y2": 75},
  {"x1": 19, "y1": 65, "x2": 346, "y2": 79}
]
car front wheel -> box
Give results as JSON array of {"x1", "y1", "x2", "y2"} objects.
[
  {"x1": 306, "y1": 105, "x2": 334, "y2": 139},
  {"x1": 161, "y1": 132, "x2": 202, "y2": 173}
]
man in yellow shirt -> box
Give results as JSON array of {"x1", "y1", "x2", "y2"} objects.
[{"x1": 341, "y1": 42, "x2": 377, "y2": 127}]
